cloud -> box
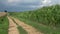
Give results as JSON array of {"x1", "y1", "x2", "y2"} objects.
[
  {"x1": 6, "y1": 0, "x2": 39, "y2": 6},
  {"x1": 6, "y1": 0, "x2": 41, "y2": 8},
  {"x1": 42, "y1": 0, "x2": 51, "y2": 4},
  {"x1": 8, "y1": 0, "x2": 19, "y2": 3},
  {"x1": 7, "y1": 0, "x2": 38, "y2": 4},
  {"x1": 42, "y1": 0, "x2": 52, "y2": 6}
]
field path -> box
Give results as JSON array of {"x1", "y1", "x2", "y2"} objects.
[
  {"x1": 10, "y1": 16, "x2": 43, "y2": 34},
  {"x1": 8, "y1": 17, "x2": 19, "y2": 34}
]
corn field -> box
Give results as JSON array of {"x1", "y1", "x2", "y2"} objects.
[{"x1": 9, "y1": 5, "x2": 60, "y2": 27}]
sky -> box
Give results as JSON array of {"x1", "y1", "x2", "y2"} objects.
[{"x1": 0, "y1": 0, "x2": 60, "y2": 12}]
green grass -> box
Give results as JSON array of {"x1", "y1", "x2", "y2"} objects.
[
  {"x1": 11, "y1": 17, "x2": 28, "y2": 34},
  {"x1": 0, "y1": 16, "x2": 9, "y2": 34},
  {"x1": 18, "y1": 26, "x2": 28, "y2": 34}
]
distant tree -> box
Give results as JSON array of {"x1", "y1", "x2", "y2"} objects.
[
  {"x1": 4, "y1": 10, "x2": 8, "y2": 16},
  {"x1": 4, "y1": 10, "x2": 7, "y2": 12}
]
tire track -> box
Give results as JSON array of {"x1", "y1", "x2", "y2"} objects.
[
  {"x1": 11, "y1": 17, "x2": 43, "y2": 34},
  {"x1": 8, "y1": 17, "x2": 19, "y2": 34}
]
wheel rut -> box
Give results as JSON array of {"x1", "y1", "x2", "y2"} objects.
[
  {"x1": 10, "y1": 17, "x2": 43, "y2": 34},
  {"x1": 8, "y1": 17, "x2": 19, "y2": 34}
]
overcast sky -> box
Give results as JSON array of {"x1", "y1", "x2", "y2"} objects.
[{"x1": 0, "y1": 0, "x2": 60, "y2": 12}]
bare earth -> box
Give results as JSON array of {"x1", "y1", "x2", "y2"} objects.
[
  {"x1": 10, "y1": 17, "x2": 43, "y2": 34},
  {"x1": 8, "y1": 17, "x2": 19, "y2": 34},
  {"x1": 0, "y1": 12, "x2": 6, "y2": 17}
]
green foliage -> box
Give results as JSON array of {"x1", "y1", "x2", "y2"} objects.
[
  {"x1": 0, "y1": 16, "x2": 9, "y2": 34},
  {"x1": 9, "y1": 5, "x2": 60, "y2": 27}
]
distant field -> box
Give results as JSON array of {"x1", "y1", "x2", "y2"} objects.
[
  {"x1": 0, "y1": 12, "x2": 7, "y2": 17},
  {"x1": 0, "y1": 15, "x2": 9, "y2": 34},
  {"x1": 9, "y1": 5, "x2": 60, "y2": 34}
]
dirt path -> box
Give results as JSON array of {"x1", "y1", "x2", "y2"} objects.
[
  {"x1": 8, "y1": 17, "x2": 19, "y2": 34},
  {"x1": 10, "y1": 17, "x2": 43, "y2": 34}
]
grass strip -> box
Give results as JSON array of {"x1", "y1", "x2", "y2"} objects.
[{"x1": 11, "y1": 17, "x2": 28, "y2": 34}]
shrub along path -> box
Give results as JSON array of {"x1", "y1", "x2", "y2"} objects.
[{"x1": 9, "y1": 16, "x2": 43, "y2": 34}]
